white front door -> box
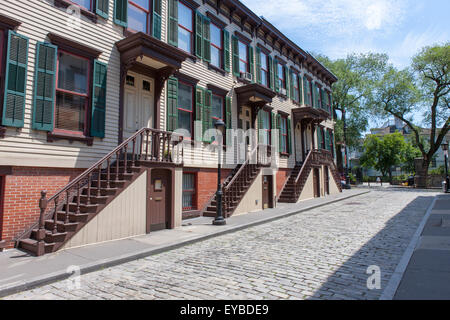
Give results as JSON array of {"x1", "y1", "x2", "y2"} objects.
[
  {"x1": 239, "y1": 106, "x2": 253, "y2": 162},
  {"x1": 124, "y1": 72, "x2": 155, "y2": 139}
]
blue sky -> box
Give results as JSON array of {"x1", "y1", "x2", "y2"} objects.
[{"x1": 241, "y1": 0, "x2": 450, "y2": 69}]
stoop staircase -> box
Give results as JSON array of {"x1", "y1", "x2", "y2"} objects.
[
  {"x1": 203, "y1": 145, "x2": 271, "y2": 218},
  {"x1": 16, "y1": 128, "x2": 182, "y2": 256}
]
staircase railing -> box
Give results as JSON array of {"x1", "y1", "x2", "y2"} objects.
[{"x1": 16, "y1": 128, "x2": 183, "y2": 245}]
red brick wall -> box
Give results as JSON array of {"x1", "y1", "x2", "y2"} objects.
[
  {"x1": 276, "y1": 168, "x2": 290, "y2": 197},
  {"x1": 0, "y1": 167, "x2": 84, "y2": 248}
]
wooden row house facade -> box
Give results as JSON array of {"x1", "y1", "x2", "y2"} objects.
[{"x1": 0, "y1": 0, "x2": 341, "y2": 255}]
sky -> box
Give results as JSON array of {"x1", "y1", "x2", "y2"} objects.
[{"x1": 241, "y1": 0, "x2": 450, "y2": 69}]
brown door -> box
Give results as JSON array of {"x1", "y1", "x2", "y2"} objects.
[
  {"x1": 147, "y1": 169, "x2": 171, "y2": 233},
  {"x1": 262, "y1": 175, "x2": 273, "y2": 209},
  {"x1": 324, "y1": 166, "x2": 330, "y2": 195},
  {"x1": 313, "y1": 168, "x2": 320, "y2": 198}
]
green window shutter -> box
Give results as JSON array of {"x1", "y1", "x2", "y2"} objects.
[
  {"x1": 202, "y1": 16, "x2": 211, "y2": 62},
  {"x1": 303, "y1": 76, "x2": 308, "y2": 106},
  {"x1": 325, "y1": 130, "x2": 330, "y2": 151},
  {"x1": 317, "y1": 128, "x2": 323, "y2": 149},
  {"x1": 223, "y1": 30, "x2": 230, "y2": 72},
  {"x1": 96, "y1": 0, "x2": 109, "y2": 19},
  {"x1": 257, "y1": 110, "x2": 264, "y2": 144},
  {"x1": 298, "y1": 75, "x2": 303, "y2": 105},
  {"x1": 202, "y1": 90, "x2": 212, "y2": 142},
  {"x1": 231, "y1": 35, "x2": 239, "y2": 77},
  {"x1": 195, "y1": 86, "x2": 204, "y2": 142},
  {"x1": 268, "y1": 56, "x2": 274, "y2": 90},
  {"x1": 255, "y1": 47, "x2": 262, "y2": 84},
  {"x1": 2, "y1": 31, "x2": 28, "y2": 128},
  {"x1": 248, "y1": 46, "x2": 254, "y2": 82},
  {"x1": 287, "y1": 117, "x2": 292, "y2": 154},
  {"x1": 289, "y1": 69, "x2": 294, "y2": 100},
  {"x1": 166, "y1": 76, "x2": 178, "y2": 131},
  {"x1": 225, "y1": 96, "x2": 232, "y2": 145},
  {"x1": 91, "y1": 60, "x2": 108, "y2": 138},
  {"x1": 114, "y1": 0, "x2": 128, "y2": 27},
  {"x1": 283, "y1": 65, "x2": 288, "y2": 91},
  {"x1": 32, "y1": 42, "x2": 57, "y2": 132},
  {"x1": 277, "y1": 114, "x2": 282, "y2": 153},
  {"x1": 195, "y1": 11, "x2": 203, "y2": 58},
  {"x1": 152, "y1": 0, "x2": 162, "y2": 40},
  {"x1": 168, "y1": 0, "x2": 178, "y2": 47},
  {"x1": 273, "y1": 59, "x2": 279, "y2": 92}
]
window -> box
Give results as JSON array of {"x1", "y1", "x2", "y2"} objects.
[
  {"x1": 128, "y1": 0, "x2": 152, "y2": 33},
  {"x1": 55, "y1": 51, "x2": 90, "y2": 134},
  {"x1": 261, "y1": 110, "x2": 271, "y2": 145},
  {"x1": 178, "y1": 2, "x2": 193, "y2": 53},
  {"x1": 308, "y1": 80, "x2": 313, "y2": 106},
  {"x1": 321, "y1": 127, "x2": 326, "y2": 149},
  {"x1": 280, "y1": 116, "x2": 288, "y2": 153},
  {"x1": 211, "y1": 94, "x2": 224, "y2": 121},
  {"x1": 70, "y1": 0, "x2": 92, "y2": 10},
  {"x1": 292, "y1": 73, "x2": 299, "y2": 102},
  {"x1": 210, "y1": 23, "x2": 222, "y2": 68},
  {"x1": 182, "y1": 173, "x2": 196, "y2": 211},
  {"x1": 277, "y1": 63, "x2": 285, "y2": 89},
  {"x1": 238, "y1": 41, "x2": 248, "y2": 74},
  {"x1": 177, "y1": 81, "x2": 194, "y2": 136},
  {"x1": 260, "y1": 51, "x2": 268, "y2": 87},
  {"x1": 0, "y1": 29, "x2": 4, "y2": 96}
]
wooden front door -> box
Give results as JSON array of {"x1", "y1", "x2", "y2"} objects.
[
  {"x1": 147, "y1": 169, "x2": 171, "y2": 233},
  {"x1": 262, "y1": 175, "x2": 273, "y2": 209},
  {"x1": 324, "y1": 166, "x2": 330, "y2": 195},
  {"x1": 313, "y1": 168, "x2": 320, "y2": 198},
  {"x1": 238, "y1": 106, "x2": 253, "y2": 162}
]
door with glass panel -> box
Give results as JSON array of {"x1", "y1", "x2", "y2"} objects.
[{"x1": 238, "y1": 106, "x2": 252, "y2": 162}]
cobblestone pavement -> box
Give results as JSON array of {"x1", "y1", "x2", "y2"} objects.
[{"x1": 4, "y1": 189, "x2": 437, "y2": 300}]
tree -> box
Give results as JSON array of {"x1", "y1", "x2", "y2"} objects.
[
  {"x1": 371, "y1": 43, "x2": 450, "y2": 187},
  {"x1": 360, "y1": 133, "x2": 409, "y2": 183},
  {"x1": 316, "y1": 53, "x2": 388, "y2": 171}
]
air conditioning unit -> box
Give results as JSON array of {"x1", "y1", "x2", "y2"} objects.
[
  {"x1": 240, "y1": 72, "x2": 253, "y2": 82},
  {"x1": 280, "y1": 88, "x2": 287, "y2": 96}
]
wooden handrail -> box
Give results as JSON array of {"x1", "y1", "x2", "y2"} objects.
[
  {"x1": 294, "y1": 150, "x2": 313, "y2": 184},
  {"x1": 224, "y1": 145, "x2": 259, "y2": 191}
]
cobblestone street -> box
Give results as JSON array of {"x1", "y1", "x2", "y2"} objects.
[{"x1": 4, "y1": 189, "x2": 437, "y2": 300}]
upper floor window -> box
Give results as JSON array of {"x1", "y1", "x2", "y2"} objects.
[
  {"x1": 260, "y1": 51, "x2": 268, "y2": 87},
  {"x1": 211, "y1": 94, "x2": 224, "y2": 121},
  {"x1": 178, "y1": 2, "x2": 193, "y2": 53},
  {"x1": 128, "y1": 0, "x2": 152, "y2": 33},
  {"x1": 238, "y1": 41, "x2": 248, "y2": 74},
  {"x1": 70, "y1": 0, "x2": 92, "y2": 10},
  {"x1": 280, "y1": 115, "x2": 288, "y2": 153},
  {"x1": 177, "y1": 81, "x2": 194, "y2": 136},
  {"x1": 277, "y1": 63, "x2": 285, "y2": 89},
  {"x1": 55, "y1": 51, "x2": 90, "y2": 134},
  {"x1": 210, "y1": 23, "x2": 222, "y2": 69},
  {"x1": 292, "y1": 73, "x2": 299, "y2": 102}
]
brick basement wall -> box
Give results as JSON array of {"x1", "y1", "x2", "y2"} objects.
[
  {"x1": 0, "y1": 167, "x2": 85, "y2": 249},
  {"x1": 276, "y1": 168, "x2": 291, "y2": 197}
]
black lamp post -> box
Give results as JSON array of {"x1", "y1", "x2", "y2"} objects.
[
  {"x1": 342, "y1": 108, "x2": 350, "y2": 185},
  {"x1": 442, "y1": 141, "x2": 449, "y2": 193},
  {"x1": 213, "y1": 119, "x2": 226, "y2": 225}
]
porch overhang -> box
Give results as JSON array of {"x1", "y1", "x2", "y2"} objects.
[
  {"x1": 115, "y1": 32, "x2": 190, "y2": 79},
  {"x1": 235, "y1": 83, "x2": 276, "y2": 110},
  {"x1": 292, "y1": 107, "x2": 329, "y2": 124}
]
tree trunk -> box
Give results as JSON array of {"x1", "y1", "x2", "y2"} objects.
[
  {"x1": 414, "y1": 157, "x2": 430, "y2": 188},
  {"x1": 336, "y1": 144, "x2": 343, "y2": 173},
  {"x1": 388, "y1": 169, "x2": 393, "y2": 184}
]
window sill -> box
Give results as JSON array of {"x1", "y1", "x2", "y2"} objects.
[
  {"x1": 47, "y1": 131, "x2": 94, "y2": 146},
  {"x1": 187, "y1": 54, "x2": 198, "y2": 63},
  {"x1": 53, "y1": 0, "x2": 98, "y2": 23},
  {"x1": 280, "y1": 152, "x2": 290, "y2": 158},
  {"x1": 237, "y1": 77, "x2": 251, "y2": 85},
  {"x1": 208, "y1": 63, "x2": 226, "y2": 76},
  {"x1": 277, "y1": 92, "x2": 288, "y2": 99},
  {"x1": 292, "y1": 100, "x2": 301, "y2": 107}
]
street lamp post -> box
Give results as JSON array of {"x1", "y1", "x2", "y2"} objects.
[
  {"x1": 442, "y1": 141, "x2": 449, "y2": 193},
  {"x1": 213, "y1": 119, "x2": 226, "y2": 225},
  {"x1": 342, "y1": 108, "x2": 350, "y2": 185}
]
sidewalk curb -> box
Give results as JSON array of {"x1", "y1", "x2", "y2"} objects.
[
  {"x1": 0, "y1": 190, "x2": 370, "y2": 298},
  {"x1": 379, "y1": 194, "x2": 438, "y2": 300}
]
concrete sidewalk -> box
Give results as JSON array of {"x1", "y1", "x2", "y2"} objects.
[
  {"x1": 393, "y1": 193, "x2": 450, "y2": 299},
  {"x1": 0, "y1": 189, "x2": 368, "y2": 298}
]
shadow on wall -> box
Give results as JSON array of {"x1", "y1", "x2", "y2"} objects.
[{"x1": 308, "y1": 195, "x2": 434, "y2": 300}]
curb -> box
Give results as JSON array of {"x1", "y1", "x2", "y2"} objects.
[
  {"x1": 0, "y1": 190, "x2": 370, "y2": 298},
  {"x1": 379, "y1": 194, "x2": 438, "y2": 300}
]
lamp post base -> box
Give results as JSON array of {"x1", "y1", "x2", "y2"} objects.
[{"x1": 213, "y1": 218, "x2": 227, "y2": 226}]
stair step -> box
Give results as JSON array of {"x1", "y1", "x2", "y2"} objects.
[
  {"x1": 66, "y1": 203, "x2": 98, "y2": 213},
  {"x1": 83, "y1": 187, "x2": 119, "y2": 196},
  {"x1": 44, "y1": 220, "x2": 79, "y2": 233},
  {"x1": 19, "y1": 239, "x2": 55, "y2": 255},
  {"x1": 203, "y1": 211, "x2": 217, "y2": 217},
  {"x1": 91, "y1": 180, "x2": 126, "y2": 188},
  {"x1": 75, "y1": 195, "x2": 109, "y2": 205},
  {"x1": 100, "y1": 172, "x2": 133, "y2": 180},
  {"x1": 57, "y1": 211, "x2": 90, "y2": 223},
  {"x1": 44, "y1": 231, "x2": 67, "y2": 243}
]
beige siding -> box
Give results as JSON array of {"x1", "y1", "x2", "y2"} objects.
[
  {"x1": 61, "y1": 171, "x2": 147, "y2": 249},
  {"x1": 234, "y1": 170, "x2": 263, "y2": 215}
]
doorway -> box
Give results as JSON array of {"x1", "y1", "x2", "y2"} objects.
[
  {"x1": 324, "y1": 166, "x2": 330, "y2": 195},
  {"x1": 313, "y1": 168, "x2": 320, "y2": 198},
  {"x1": 238, "y1": 106, "x2": 253, "y2": 162},
  {"x1": 124, "y1": 72, "x2": 155, "y2": 139},
  {"x1": 262, "y1": 175, "x2": 273, "y2": 209},
  {"x1": 147, "y1": 169, "x2": 172, "y2": 233}
]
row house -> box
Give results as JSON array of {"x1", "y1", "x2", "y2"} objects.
[{"x1": 0, "y1": 0, "x2": 341, "y2": 255}]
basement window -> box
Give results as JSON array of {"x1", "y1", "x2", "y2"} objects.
[{"x1": 182, "y1": 173, "x2": 196, "y2": 211}]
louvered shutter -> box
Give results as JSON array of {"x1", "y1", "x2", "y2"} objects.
[
  {"x1": 273, "y1": 59, "x2": 279, "y2": 92},
  {"x1": 91, "y1": 60, "x2": 108, "y2": 138},
  {"x1": 303, "y1": 75, "x2": 308, "y2": 106},
  {"x1": 203, "y1": 89, "x2": 212, "y2": 142},
  {"x1": 2, "y1": 31, "x2": 28, "y2": 128},
  {"x1": 271, "y1": 111, "x2": 276, "y2": 148},
  {"x1": 114, "y1": 0, "x2": 128, "y2": 27},
  {"x1": 298, "y1": 74, "x2": 303, "y2": 104},
  {"x1": 277, "y1": 114, "x2": 282, "y2": 153},
  {"x1": 32, "y1": 42, "x2": 57, "y2": 131},
  {"x1": 168, "y1": 0, "x2": 178, "y2": 46},
  {"x1": 203, "y1": 16, "x2": 211, "y2": 62},
  {"x1": 248, "y1": 46, "x2": 254, "y2": 82},
  {"x1": 195, "y1": 86, "x2": 204, "y2": 142},
  {"x1": 283, "y1": 65, "x2": 288, "y2": 92},
  {"x1": 257, "y1": 110, "x2": 264, "y2": 145},
  {"x1": 96, "y1": 0, "x2": 109, "y2": 19},
  {"x1": 231, "y1": 35, "x2": 239, "y2": 77},
  {"x1": 289, "y1": 69, "x2": 294, "y2": 100},
  {"x1": 317, "y1": 128, "x2": 322, "y2": 149},
  {"x1": 268, "y1": 56, "x2": 274, "y2": 90},
  {"x1": 166, "y1": 77, "x2": 178, "y2": 131},
  {"x1": 255, "y1": 47, "x2": 262, "y2": 84},
  {"x1": 195, "y1": 11, "x2": 203, "y2": 58},
  {"x1": 225, "y1": 96, "x2": 232, "y2": 145},
  {"x1": 223, "y1": 30, "x2": 230, "y2": 72},
  {"x1": 287, "y1": 116, "x2": 292, "y2": 154},
  {"x1": 152, "y1": 0, "x2": 162, "y2": 39}
]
